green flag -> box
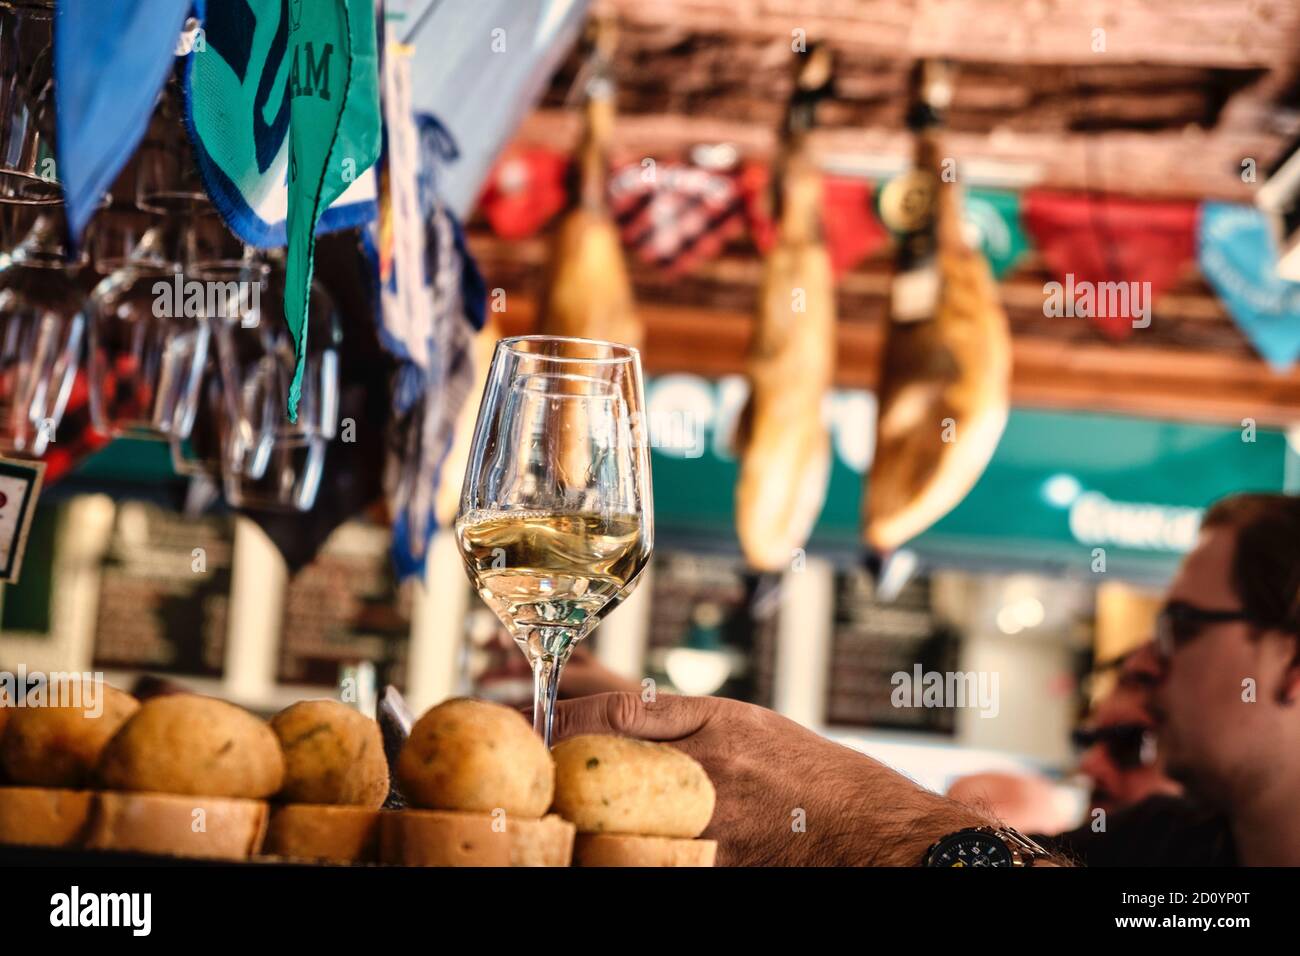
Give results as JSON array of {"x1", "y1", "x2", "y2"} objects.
[
  {"x1": 283, "y1": 0, "x2": 380, "y2": 420},
  {"x1": 964, "y1": 187, "x2": 1028, "y2": 279}
]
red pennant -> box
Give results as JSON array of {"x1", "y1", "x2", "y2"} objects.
[
  {"x1": 607, "y1": 161, "x2": 746, "y2": 275},
  {"x1": 739, "y1": 162, "x2": 887, "y2": 277},
  {"x1": 1022, "y1": 190, "x2": 1198, "y2": 340},
  {"x1": 477, "y1": 147, "x2": 570, "y2": 240},
  {"x1": 739, "y1": 162, "x2": 778, "y2": 252}
]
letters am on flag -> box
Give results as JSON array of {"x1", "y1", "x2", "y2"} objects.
[
  {"x1": 185, "y1": 0, "x2": 380, "y2": 248},
  {"x1": 187, "y1": 0, "x2": 381, "y2": 420}
]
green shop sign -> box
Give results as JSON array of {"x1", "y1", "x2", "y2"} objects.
[{"x1": 644, "y1": 374, "x2": 1300, "y2": 581}]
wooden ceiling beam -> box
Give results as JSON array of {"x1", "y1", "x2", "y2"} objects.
[
  {"x1": 516, "y1": 109, "x2": 1280, "y2": 201},
  {"x1": 468, "y1": 233, "x2": 1236, "y2": 330},
  {"x1": 489, "y1": 294, "x2": 1300, "y2": 427},
  {"x1": 593, "y1": 0, "x2": 1300, "y2": 71}
]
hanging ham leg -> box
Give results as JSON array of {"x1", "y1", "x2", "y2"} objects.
[
  {"x1": 863, "y1": 61, "x2": 1012, "y2": 553},
  {"x1": 735, "y1": 48, "x2": 836, "y2": 572}
]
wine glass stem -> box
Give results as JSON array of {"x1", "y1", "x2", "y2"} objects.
[{"x1": 532, "y1": 654, "x2": 564, "y2": 747}]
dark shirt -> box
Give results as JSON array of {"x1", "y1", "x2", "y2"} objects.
[{"x1": 1035, "y1": 795, "x2": 1237, "y2": 866}]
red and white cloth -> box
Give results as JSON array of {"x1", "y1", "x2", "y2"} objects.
[{"x1": 608, "y1": 161, "x2": 746, "y2": 275}]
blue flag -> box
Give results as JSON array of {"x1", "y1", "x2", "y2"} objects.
[
  {"x1": 55, "y1": 0, "x2": 193, "y2": 242},
  {"x1": 1199, "y1": 202, "x2": 1300, "y2": 372}
]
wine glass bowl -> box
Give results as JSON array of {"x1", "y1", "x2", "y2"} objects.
[
  {"x1": 212, "y1": 258, "x2": 339, "y2": 512},
  {"x1": 84, "y1": 257, "x2": 210, "y2": 440},
  {"x1": 0, "y1": 192, "x2": 89, "y2": 458},
  {"x1": 455, "y1": 335, "x2": 653, "y2": 745},
  {"x1": 0, "y1": 1, "x2": 57, "y2": 186}
]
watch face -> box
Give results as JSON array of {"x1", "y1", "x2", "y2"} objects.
[{"x1": 927, "y1": 830, "x2": 1016, "y2": 867}]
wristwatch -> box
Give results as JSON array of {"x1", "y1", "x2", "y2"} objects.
[{"x1": 922, "y1": 826, "x2": 1053, "y2": 867}]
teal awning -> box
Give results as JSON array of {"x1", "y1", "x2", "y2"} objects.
[{"x1": 645, "y1": 374, "x2": 1298, "y2": 582}]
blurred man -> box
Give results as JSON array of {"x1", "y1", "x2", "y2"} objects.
[
  {"x1": 1072, "y1": 652, "x2": 1181, "y2": 818},
  {"x1": 549, "y1": 492, "x2": 1300, "y2": 866},
  {"x1": 1045, "y1": 493, "x2": 1300, "y2": 865},
  {"x1": 946, "y1": 653, "x2": 1181, "y2": 833}
]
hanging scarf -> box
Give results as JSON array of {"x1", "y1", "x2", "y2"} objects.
[
  {"x1": 962, "y1": 187, "x2": 1030, "y2": 279},
  {"x1": 184, "y1": 0, "x2": 380, "y2": 247},
  {"x1": 185, "y1": 0, "x2": 382, "y2": 421},
  {"x1": 400, "y1": 0, "x2": 589, "y2": 217},
  {"x1": 371, "y1": 9, "x2": 484, "y2": 578},
  {"x1": 386, "y1": 204, "x2": 480, "y2": 579}
]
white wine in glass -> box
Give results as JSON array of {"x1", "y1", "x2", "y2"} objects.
[{"x1": 455, "y1": 336, "x2": 653, "y2": 746}]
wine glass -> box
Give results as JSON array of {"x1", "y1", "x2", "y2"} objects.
[
  {"x1": 84, "y1": 193, "x2": 240, "y2": 442},
  {"x1": 455, "y1": 335, "x2": 654, "y2": 746},
  {"x1": 210, "y1": 254, "x2": 339, "y2": 512},
  {"x1": 0, "y1": 179, "x2": 91, "y2": 457},
  {"x1": 84, "y1": 233, "x2": 212, "y2": 441},
  {"x1": 0, "y1": 0, "x2": 56, "y2": 185},
  {"x1": 168, "y1": 258, "x2": 266, "y2": 478}
]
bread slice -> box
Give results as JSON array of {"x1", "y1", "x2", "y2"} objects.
[
  {"x1": 509, "y1": 814, "x2": 577, "y2": 867},
  {"x1": 574, "y1": 833, "x2": 717, "y2": 867},
  {"x1": 84, "y1": 791, "x2": 268, "y2": 861},
  {"x1": 262, "y1": 804, "x2": 382, "y2": 864},
  {"x1": 380, "y1": 808, "x2": 574, "y2": 867},
  {"x1": 0, "y1": 786, "x2": 94, "y2": 848}
]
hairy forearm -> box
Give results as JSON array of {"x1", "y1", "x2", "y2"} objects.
[{"x1": 814, "y1": 753, "x2": 995, "y2": 866}]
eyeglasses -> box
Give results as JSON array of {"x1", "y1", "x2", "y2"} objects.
[
  {"x1": 1071, "y1": 723, "x2": 1157, "y2": 770},
  {"x1": 1153, "y1": 601, "x2": 1267, "y2": 659}
]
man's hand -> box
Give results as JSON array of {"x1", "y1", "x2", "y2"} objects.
[{"x1": 551, "y1": 692, "x2": 997, "y2": 866}]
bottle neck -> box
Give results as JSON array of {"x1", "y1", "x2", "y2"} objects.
[{"x1": 576, "y1": 93, "x2": 614, "y2": 212}]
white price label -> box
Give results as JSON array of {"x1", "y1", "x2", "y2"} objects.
[{"x1": 0, "y1": 457, "x2": 45, "y2": 582}]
